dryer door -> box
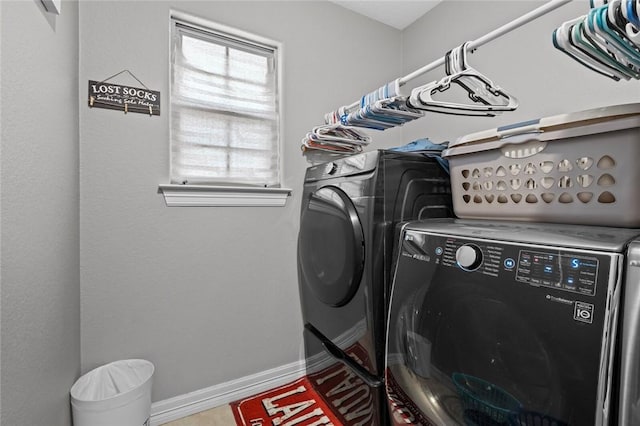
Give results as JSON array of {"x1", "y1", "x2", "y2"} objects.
[{"x1": 298, "y1": 186, "x2": 364, "y2": 307}]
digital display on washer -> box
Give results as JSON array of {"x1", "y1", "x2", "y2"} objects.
[{"x1": 515, "y1": 250, "x2": 598, "y2": 296}]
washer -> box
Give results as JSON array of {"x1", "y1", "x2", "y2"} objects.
[
  {"x1": 386, "y1": 219, "x2": 640, "y2": 426},
  {"x1": 297, "y1": 149, "x2": 452, "y2": 425}
]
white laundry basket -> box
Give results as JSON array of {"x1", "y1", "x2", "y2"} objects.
[
  {"x1": 442, "y1": 103, "x2": 640, "y2": 227},
  {"x1": 70, "y1": 359, "x2": 154, "y2": 426}
]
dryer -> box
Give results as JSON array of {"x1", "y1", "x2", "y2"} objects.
[
  {"x1": 385, "y1": 219, "x2": 640, "y2": 426},
  {"x1": 297, "y1": 149, "x2": 452, "y2": 425}
]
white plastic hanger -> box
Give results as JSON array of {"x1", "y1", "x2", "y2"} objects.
[{"x1": 408, "y1": 42, "x2": 518, "y2": 116}]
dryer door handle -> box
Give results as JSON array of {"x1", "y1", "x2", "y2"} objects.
[{"x1": 305, "y1": 323, "x2": 383, "y2": 388}]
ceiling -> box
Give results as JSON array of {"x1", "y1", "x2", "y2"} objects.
[{"x1": 328, "y1": 0, "x2": 442, "y2": 30}]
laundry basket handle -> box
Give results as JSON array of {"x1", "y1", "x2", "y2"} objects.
[{"x1": 443, "y1": 131, "x2": 545, "y2": 158}]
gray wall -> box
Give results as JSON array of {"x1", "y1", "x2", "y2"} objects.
[
  {"x1": 78, "y1": 0, "x2": 402, "y2": 402},
  {"x1": 401, "y1": 1, "x2": 639, "y2": 144},
  {"x1": 0, "y1": 1, "x2": 80, "y2": 425}
]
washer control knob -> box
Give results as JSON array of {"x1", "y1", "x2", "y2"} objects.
[{"x1": 456, "y1": 244, "x2": 483, "y2": 270}]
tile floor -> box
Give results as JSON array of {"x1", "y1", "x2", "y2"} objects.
[{"x1": 161, "y1": 405, "x2": 236, "y2": 426}]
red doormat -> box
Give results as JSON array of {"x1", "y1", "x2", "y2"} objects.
[
  {"x1": 231, "y1": 376, "x2": 342, "y2": 426},
  {"x1": 231, "y1": 344, "x2": 380, "y2": 425}
]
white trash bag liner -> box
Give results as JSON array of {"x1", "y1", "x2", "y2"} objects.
[{"x1": 70, "y1": 359, "x2": 154, "y2": 426}]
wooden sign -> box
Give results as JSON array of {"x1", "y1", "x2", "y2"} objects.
[{"x1": 88, "y1": 80, "x2": 160, "y2": 116}]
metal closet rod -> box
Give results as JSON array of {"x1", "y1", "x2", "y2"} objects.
[{"x1": 342, "y1": 0, "x2": 572, "y2": 111}]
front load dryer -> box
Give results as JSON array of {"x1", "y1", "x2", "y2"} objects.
[{"x1": 297, "y1": 149, "x2": 452, "y2": 425}]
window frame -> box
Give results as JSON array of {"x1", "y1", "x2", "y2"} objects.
[{"x1": 160, "y1": 10, "x2": 290, "y2": 207}]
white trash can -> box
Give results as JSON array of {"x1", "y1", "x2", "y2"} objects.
[{"x1": 70, "y1": 359, "x2": 154, "y2": 426}]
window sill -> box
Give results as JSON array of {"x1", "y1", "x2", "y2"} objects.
[{"x1": 158, "y1": 184, "x2": 292, "y2": 207}]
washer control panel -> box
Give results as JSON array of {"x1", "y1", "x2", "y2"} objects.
[
  {"x1": 401, "y1": 230, "x2": 604, "y2": 297},
  {"x1": 515, "y1": 250, "x2": 598, "y2": 296}
]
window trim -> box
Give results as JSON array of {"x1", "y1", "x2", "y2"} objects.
[
  {"x1": 162, "y1": 10, "x2": 289, "y2": 207},
  {"x1": 158, "y1": 184, "x2": 291, "y2": 207}
]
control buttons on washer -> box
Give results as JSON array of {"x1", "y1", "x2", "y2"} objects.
[
  {"x1": 456, "y1": 244, "x2": 483, "y2": 271},
  {"x1": 504, "y1": 258, "x2": 515, "y2": 269},
  {"x1": 435, "y1": 247, "x2": 443, "y2": 255}
]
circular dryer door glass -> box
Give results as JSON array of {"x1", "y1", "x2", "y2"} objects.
[{"x1": 298, "y1": 186, "x2": 364, "y2": 307}]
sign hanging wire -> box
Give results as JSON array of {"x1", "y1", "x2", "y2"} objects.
[{"x1": 98, "y1": 69, "x2": 150, "y2": 90}]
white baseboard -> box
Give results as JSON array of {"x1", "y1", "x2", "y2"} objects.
[{"x1": 149, "y1": 360, "x2": 306, "y2": 426}]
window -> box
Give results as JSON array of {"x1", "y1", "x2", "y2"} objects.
[{"x1": 163, "y1": 13, "x2": 289, "y2": 206}]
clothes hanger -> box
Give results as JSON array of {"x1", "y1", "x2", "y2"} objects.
[
  {"x1": 449, "y1": 42, "x2": 510, "y2": 107},
  {"x1": 567, "y1": 16, "x2": 637, "y2": 78},
  {"x1": 407, "y1": 76, "x2": 501, "y2": 116},
  {"x1": 420, "y1": 47, "x2": 505, "y2": 115},
  {"x1": 303, "y1": 105, "x2": 373, "y2": 153},
  {"x1": 583, "y1": 12, "x2": 635, "y2": 69},
  {"x1": 407, "y1": 52, "x2": 495, "y2": 116},
  {"x1": 583, "y1": 6, "x2": 640, "y2": 72},
  {"x1": 441, "y1": 44, "x2": 491, "y2": 106},
  {"x1": 553, "y1": 1, "x2": 640, "y2": 80},
  {"x1": 366, "y1": 80, "x2": 425, "y2": 124},
  {"x1": 626, "y1": 0, "x2": 640, "y2": 27},
  {"x1": 302, "y1": 121, "x2": 371, "y2": 154},
  {"x1": 608, "y1": 0, "x2": 640, "y2": 54},
  {"x1": 554, "y1": 21, "x2": 623, "y2": 80},
  {"x1": 621, "y1": 0, "x2": 640, "y2": 27},
  {"x1": 590, "y1": 5, "x2": 640, "y2": 66},
  {"x1": 345, "y1": 107, "x2": 399, "y2": 130},
  {"x1": 368, "y1": 98, "x2": 424, "y2": 122},
  {"x1": 573, "y1": 18, "x2": 639, "y2": 77},
  {"x1": 572, "y1": 12, "x2": 639, "y2": 78},
  {"x1": 324, "y1": 110, "x2": 338, "y2": 125},
  {"x1": 605, "y1": 0, "x2": 640, "y2": 47},
  {"x1": 619, "y1": 0, "x2": 640, "y2": 43},
  {"x1": 342, "y1": 79, "x2": 423, "y2": 129},
  {"x1": 441, "y1": 42, "x2": 518, "y2": 113},
  {"x1": 408, "y1": 42, "x2": 518, "y2": 116}
]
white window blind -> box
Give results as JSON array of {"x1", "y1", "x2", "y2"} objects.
[{"x1": 170, "y1": 18, "x2": 281, "y2": 187}]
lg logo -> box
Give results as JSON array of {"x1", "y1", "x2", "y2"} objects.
[{"x1": 574, "y1": 302, "x2": 594, "y2": 324}]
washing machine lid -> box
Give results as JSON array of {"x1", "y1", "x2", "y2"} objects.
[{"x1": 401, "y1": 218, "x2": 640, "y2": 252}]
